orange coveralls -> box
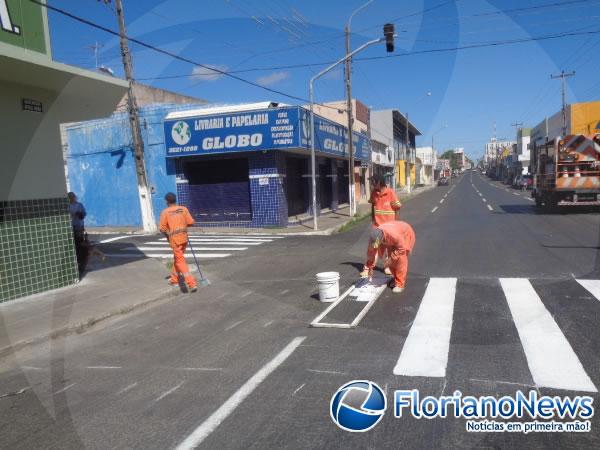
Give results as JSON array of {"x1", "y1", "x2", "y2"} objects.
[
  {"x1": 159, "y1": 205, "x2": 197, "y2": 288},
  {"x1": 365, "y1": 221, "x2": 416, "y2": 288},
  {"x1": 364, "y1": 186, "x2": 402, "y2": 269}
]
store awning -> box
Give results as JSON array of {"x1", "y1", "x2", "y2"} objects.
[{"x1": 0, "y1": 42, "x2": 128, "y2": 122}]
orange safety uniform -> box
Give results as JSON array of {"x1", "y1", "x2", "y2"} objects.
[
  {"x1": 367, "y1": 186, "x2": 402, "y2": 265},
  {"x1": 159, "y1": 205, "x2": 197, "y2": 288},
  {"x1": 365, "y1": 221, "x2": 415, "y2": 288}
]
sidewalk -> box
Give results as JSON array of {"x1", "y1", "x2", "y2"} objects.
[
  {"x1": 0, "y1": 256, "x2": 181, "y2": 359},
  {"x1": 87, "y1": 184, "x2": 437, "y2": 236}
]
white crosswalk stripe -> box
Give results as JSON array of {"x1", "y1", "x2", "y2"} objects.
[
  {"x1": 393, "y1": 278, "x2": 457, "y2": 377},
  {"x1": 104, "y1": 234, "x2": 284, "y2": 260},
  {"x1": 392, "y1": 277, "x2": 599, "y2": 393},
  {"x1": 500, "y1": 278, "x2": 596, "y2": 392}
]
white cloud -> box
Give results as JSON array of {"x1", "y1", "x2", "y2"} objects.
[
  {"x1": 256, "y1": 71, "x2": 290, "y2": 86},
  {"x1": 191, "y1": 64, "x2": 228, "y2": 82}
]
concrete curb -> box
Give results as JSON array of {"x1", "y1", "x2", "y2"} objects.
[
  {"x1": 0, "y1": 286, "x2": 183, "y2": 360},
  {"x1": 90, "y1": 185, "x2": 438, "y2": 238}
]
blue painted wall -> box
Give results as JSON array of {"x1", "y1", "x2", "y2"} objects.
[{"x1": 66, "y1": 103, "x2": 206, "y2": 227}]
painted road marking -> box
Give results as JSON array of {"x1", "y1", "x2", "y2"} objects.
[
  {"x1": 500, "y1": 278, "x2": 596, "y2": 392},
  {"x1": 393, "y1": 278, "x2": 457, "y2": 377},
  {"x1": 487, "y1": 205, "x2": 493, "y2": 211},
  {"x1": 576, "y1": 279, "x2": 600, "y2": 302},
  {"x1": 175, "y1": 336, "x2": 306, "y2": 449},
  {"x1": 103, "y1": 253, "x2": 231, "y2": 259},
  {"x1": 99, "y1": 235, "x2": 131, "y2": 244},
  {"x1": 54, "y1": 383, "x2": 76, "y2": 395},
  {"x1": 126, "y1": 246, "x2": 248, "y2": 251},
  {"x1": 431, "y1": 206, "x2": 438, "y2": 213},
  {"x1": 117, "y1": 382, "x2": 138, "y2": 395},
  {"x1": 86, "y1": 366, "x2": 122, "y2": 370},
  {"x1": 225, "y1": 320, "x2": 244, "y2": 331},
  {"x1": 526, "y1": 197, "x2": 534, "y2": 202},
  {"x1": 147, "y1": 241, "x2": 263, "y2": 246},
  {"x1": 155, "y1": 381, "x2": 185, "y2": 403},
  {"x1": 440, "y1": 199, "x2": 445, "y2": 204},
  {"x1": 478, "y1": 193, "x2": 482, "y2": 197},
  {"x1": 160, "y1": 237, "x2": 273, "y2": 243},
  {"x1": 192, "y1": 234, "x2": 285, "y2": 238},
  {"x1": 482, "y1": 198, "x2": 487, "y2": 203}
]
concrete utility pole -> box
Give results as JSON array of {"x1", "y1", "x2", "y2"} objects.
[
  {"x1": 114, "y1": 0, "x2": 156, "y2": 232},
  {"x1": 551, "y1": 70, "x2": 575, "y2": 136},
  {"x1": 405, "y1": 112, "x2": 411, "y2": 193},
  {"x1": 344, "y1": 29, "x2": 355, "y2": 216},
  {"x1": 344, "y1": 0, "x2": 373, "y2": 217}
]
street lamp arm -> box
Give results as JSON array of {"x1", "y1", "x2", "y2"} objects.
[
  {"x1": 348, "y1": 0, "x2": 375, "y2": 30},
  {"x1": 310, "y1": 37, "x2": 384, "y2": 87}
]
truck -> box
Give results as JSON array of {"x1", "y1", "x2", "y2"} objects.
[{"x1": 531, "y1": 133, "x2": 600, "y2": 208}]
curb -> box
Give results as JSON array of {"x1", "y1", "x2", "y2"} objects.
[{"x1": 0, "y1": 286, "x2": 182, "y2": 360}]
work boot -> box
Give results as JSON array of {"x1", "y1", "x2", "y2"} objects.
[
  {"x1": 189, "y1": 285, "x2": 198, "y2": 293},
  {"x1": 392, "y1": 286, "x2": 404, "y2": 294},
  {"x1": 168, "y1": 279, "x2": 179, "y2": 287},
  {"x1": 384, "y1": 267, "x2": 392, "y2": 276},
  {"x1": 359, "y1": 269, "x2": 370, "y2": 278}
]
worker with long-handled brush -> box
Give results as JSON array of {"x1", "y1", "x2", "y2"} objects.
[
  {"x1": 159, "y1": 192, "x2": 198, "y2": 292},
  {"x1": 365, "y1": 221, "x2": 415, "y2": 294}
]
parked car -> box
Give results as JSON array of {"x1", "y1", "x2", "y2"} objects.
[{"x1": 438, "y1": 177, "x2": 449, "y2": 186}]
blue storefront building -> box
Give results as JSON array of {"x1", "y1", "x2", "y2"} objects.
[{"x1": 65, "y1": 102, "x2": 370, "y2": 228}]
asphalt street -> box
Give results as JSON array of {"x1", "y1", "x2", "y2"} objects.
[{"x1": 1, "y1": 172, "x2": 600, "y2": 449}]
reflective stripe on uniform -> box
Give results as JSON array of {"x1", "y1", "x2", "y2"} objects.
[{"x1": 374, "y1": 210, "x2": 395, "y2": 215}]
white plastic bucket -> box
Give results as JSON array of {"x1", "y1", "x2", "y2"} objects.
[{"x1": 316, "y1": 272, "x2": 340, "y2": 303}]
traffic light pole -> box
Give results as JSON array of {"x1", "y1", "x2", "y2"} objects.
[{"x1": 309, "y1": 37, "x2": 386, "y2": 230}]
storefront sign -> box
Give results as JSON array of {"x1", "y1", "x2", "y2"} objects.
[
  {"x1": 164, "y1": 106, "x2": 371, "y2": 161},
  {"x1": 165, "y1": 107, "x2": 299, "y2": 156}
]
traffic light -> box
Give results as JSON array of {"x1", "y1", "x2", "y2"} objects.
[{"x1": 383, "y1": 23, "x2": 395, "y2": 53}]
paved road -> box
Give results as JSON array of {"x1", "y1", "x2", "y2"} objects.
[{"x1": 1, "y1": 172, "x2": 600, "y2": 449}]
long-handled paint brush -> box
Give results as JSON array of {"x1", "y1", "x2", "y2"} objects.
[{"x1": 188, "y1": 239, "x2": 210, "y2": 286}]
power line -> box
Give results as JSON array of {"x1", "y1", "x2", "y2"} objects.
[
  {"x1": 32, "y1": 0, "x2": 342, "y2": 109},
  {"x1": 137, "y1": 27, "x2": 600, "y2": 81}
]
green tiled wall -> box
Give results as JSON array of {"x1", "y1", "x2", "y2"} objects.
[{"x1": 0, "y1": 198, "x2": 79, "y2": 302}]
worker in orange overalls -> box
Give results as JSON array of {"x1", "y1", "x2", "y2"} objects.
[
  {"x1": 365, "y1": 221, "x2": 415, "y2": 293},
  {"x1": 159, "y1": 192, "x2": 197, "y2": 292},
  {"x1": 360, "y1": 174, "x2": 402, "y2": 278}
]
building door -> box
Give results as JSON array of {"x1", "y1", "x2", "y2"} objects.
[
  {"x1": 337, "y1": 162, "x2": 349, "y2": 204},
  {"x1": 285, "y1": 156, "x2": 307, "y2": 216},
  {"x1": 319, "y1": 161, "x2": 333, "y2": 210},
  {"x1": 182, "y1": 157, "x2": 251, "y2": 223}
]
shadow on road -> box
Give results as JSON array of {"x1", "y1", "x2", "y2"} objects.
[{"x1": 497, "y1": 204, "x2": 600, "y2": 215}]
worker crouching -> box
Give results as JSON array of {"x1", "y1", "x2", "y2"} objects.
[{"x1": 365, "y1": 221, "x2": 416, "y2": 293}]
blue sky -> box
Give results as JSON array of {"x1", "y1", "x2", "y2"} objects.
[{"x1": 48, "y1": 0, "x2": 600, "y2": 160}]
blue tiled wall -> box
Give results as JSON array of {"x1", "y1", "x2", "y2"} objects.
[{"x1": 248, "y1": 152, "x2": 288, "y2": 227}]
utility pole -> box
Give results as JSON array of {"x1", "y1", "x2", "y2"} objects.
[
  {"x1": 114, "y1": 0, "x2": 156, "y2": 232},
  {"x1": 405, "y1": 112, "x2": 411, "y2": 193},
  {"x1": 344, "y1": 25, "x2": 355, "y2": 217},
  {"x1": 551, "y1": 70, "x2": 575, "y2": 136}
]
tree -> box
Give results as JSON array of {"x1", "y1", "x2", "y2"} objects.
[{"x1": 440, "y1": 150, "x2": 459, "y2": 170}]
